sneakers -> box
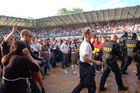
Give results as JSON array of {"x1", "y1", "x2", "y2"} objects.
[
  {"x1": 99, "y1": 87, "x2": 107, "y2": 91},
  {"x1": 71, "y1": 65, "x2": 74, "y2": 68},
  {"x1": 101, "y1": 68, "x2": 104, "y2": 73},
  {"x1": 118, "y1": 86, "x2": 128, "y2": 91},
  {"x1": 64, "y1": 70, "x2": 68, "y2": 74}
]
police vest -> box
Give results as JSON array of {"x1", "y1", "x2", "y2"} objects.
[
  {"x1": 125, "y1": 39, "x2": 137, "y2": 57},
  {"x1": 103, "y1": 41, "x2": 115, "y2": 59},
  {"x1": 137, "y1": 41, "x2": 140, "y2": 55},
  {"x1": 119, "y1": 37, "x2": 127, "y2": 52}
]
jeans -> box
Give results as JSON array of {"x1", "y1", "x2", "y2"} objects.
[
  {"x1": 46, "y1": 55, "x2": 51, "y2": 71},
  {"x1": 62, "y1": 53, "x2": 68, "y2": 68},
  {"x1": 52, "y1": 51, "x2": 57, "y2": 68}
]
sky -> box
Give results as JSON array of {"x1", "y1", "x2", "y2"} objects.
[{"x1": 0, "y1": 0, "x2": 139, "y2": 19}]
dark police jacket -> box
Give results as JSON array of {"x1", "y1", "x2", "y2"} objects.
[
  {"x1": 125, "y1": 39, "x2": 138, "y2": 57},
  {"x1": 133, "y1": 40, "x2": 140, "y2": 62},
  {"x1": 119, "y1": 36, "x2": 127, "y2": 53},
  {"x1": 137, "y1": 40, "x2": 140, "y2": 56},
  {"x1": 102, "y1": 40, "x2": 121, "y2": 60}
]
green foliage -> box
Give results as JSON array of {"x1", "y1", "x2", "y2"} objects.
[
  {"x1": 57, "y1": 8, "x2": 83, "y2": 15},
  {"x1": 71, "y1": 8, "x2": 83, "y2": 13}
]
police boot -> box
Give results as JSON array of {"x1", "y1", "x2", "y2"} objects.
[
  {"x1": 118, "y1": 86, "x2": 128, "y2": 91},
  {"x1": 42, "y1": 88, "x2": 45, "y2": 93},
  {"x1": 121, "y1": 64, "x2": 128, "y2": 75}
]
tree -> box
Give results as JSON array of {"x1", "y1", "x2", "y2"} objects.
[
  {"x1": 57, "y1": 8, "x2": 83, "y2": 15},
  {"x1": 71, "y1": 8, "x2": 83, "y2": 13}
]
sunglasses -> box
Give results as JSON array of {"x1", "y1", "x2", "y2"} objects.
[{"x1": 26, "y1": 35, "x2": 32, "y2": 37}]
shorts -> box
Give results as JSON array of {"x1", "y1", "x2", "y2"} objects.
[
  {"x1": 33, "y1": 72, "x2": 40, "y2": 81},
  {"x1": 71, "y1": 53, "x2": 77, "y2": 63}
]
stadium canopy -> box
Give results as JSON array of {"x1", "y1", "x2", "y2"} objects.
[
  {"x1": 0, "y1": 5, "x2": 140, "y2": 29},
  {"x1": 0, "y1": 16, "x2": 35, "y2": 28}
]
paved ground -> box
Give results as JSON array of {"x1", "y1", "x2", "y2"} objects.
[
  {"x1": 43, "y1": 63, "x2": 80, "y2": 93},
  {"x1": 43, "y1": 62, "x2": 140, "y2": 93},
  {"x1": 1, "y1": 62, "x2": 140, "y2": 93}
]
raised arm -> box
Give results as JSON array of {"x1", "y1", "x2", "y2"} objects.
[{"x1": 4, "y1": 26, "x2": 18, "y2": 42}]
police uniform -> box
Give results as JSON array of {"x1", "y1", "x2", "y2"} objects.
[
  {"x1": 99, "y1": 40, "x2": 127, "y2": 91},
  {"x1": 134, "y1": 40, "x2": 140, "y2": 80},
  {"x1": 119, "y1": 35, "x2": 127, "y2": 71},
  {"x1": 121, "y1": 37, "x2": 138, "y2": 74}
]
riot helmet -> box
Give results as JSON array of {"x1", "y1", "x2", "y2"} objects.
[
  {"x1": 132, "y1": 33, "x2": 137, "y2": 39},
  {"x1": 122, "y1": 31, "x2": 128, "y2": 37}
]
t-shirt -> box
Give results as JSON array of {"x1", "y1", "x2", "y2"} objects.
[
  {"x1": 93, "y1": 43, "x2": 102, "y2": 53},
  {"x1": 4, "y1": 55, "x2": 39, "y2": 93},
  {"x1": 92, "y1": 40, "x2": 96, "y2": 46},
  {"x1": 41, "y1": 45, "x2": 49, "y2": 58},
  {"x1": 71, "y1": 43, "x2": 77, "y2": 54},
  {"x1": 36, "y1": 43, "x2": 42, "y2": 51},
  {"x1": 30, "y1": 42, "x2": 38, "y2": 52},
  {"x1": 79, "y1": 40, "x2": 92, "y2": 65},
  {"x1": 53, "y1": 44, "x2": 57, "y2": 50},
  {"x1": 1, "y1": 41, "x2": 10, "y2": 56},
  {"x1": 60, "y1": 43, "x2": 69, "y2": 54},
  {"x1": 36, "y1": 43, "x2": 42, "y2": 57}
]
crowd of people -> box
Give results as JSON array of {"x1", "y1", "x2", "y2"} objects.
[
  {"x1": 0, "y1": 26, "x2": 83, "y2": 93},
  {"x1": 72, "y1": 28, "x2": 140, "y2": 93},
  {"x1": 0, "y1": 19, "x2": 139, "y2": 39},
  {"x1": 0, "y1": 19, "x2": 140, "y2": 93},
  {"x1": 33, "y1": 19, "x2": 140, "y2": 38}
]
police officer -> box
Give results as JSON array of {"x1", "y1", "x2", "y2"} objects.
[
  {"x1": 99, "y1": 34, "x2": 128, "y2": 91},
  {"x1": 119, "y1": 32, "x2": 128, "y2": 74},
  {"x1": 121, "y1": 33, "x2": 139, "y2": 75},
  {"x1": 133, "y1": 33, "x2": 140, "y2": 80},
  {"x1": 71, "y1": 28, "x2": 102, "y2": 93}
]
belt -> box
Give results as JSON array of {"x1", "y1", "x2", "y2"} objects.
[
  {"x1": 79, "y1": 61, "x2": 91, "y2": 66},
  {"x1": 3, "y1": 77, "x2": 28, "y2": 81},
  {"x1": 79, "y1": 61, "x2": 93, "y2": 69}
]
